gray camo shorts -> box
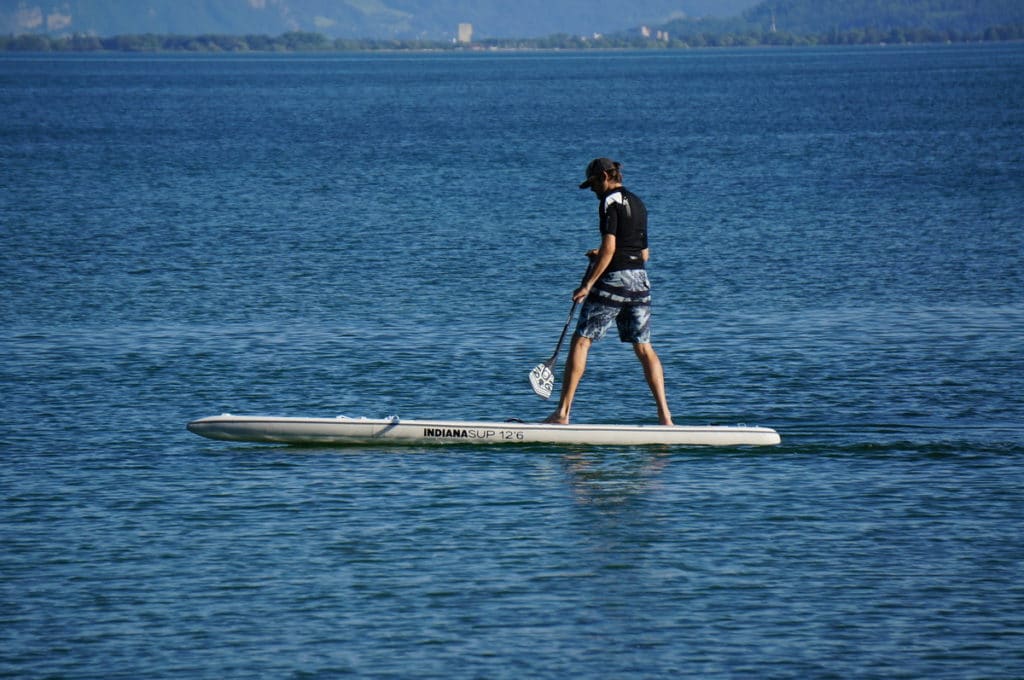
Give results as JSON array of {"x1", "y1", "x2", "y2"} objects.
[{"x1": 575, "y1": 269, "x2": 652, "y2": 344}]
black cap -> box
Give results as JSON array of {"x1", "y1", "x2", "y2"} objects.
[{"x1": 579, "y1": 157, "x2": 620, "y2": 189}]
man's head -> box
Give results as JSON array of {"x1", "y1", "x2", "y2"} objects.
[{"x1": 578, "y1": 158, "x2": 622, "y2": 191}]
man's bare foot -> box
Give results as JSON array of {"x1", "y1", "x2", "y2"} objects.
[{"x1": 543, "y1": 412, "x2": 569, "y2": 425}]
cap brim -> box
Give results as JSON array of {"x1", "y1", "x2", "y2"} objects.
[{"x1": 578, "y1": 179, "x2": 593, "y2": 189}]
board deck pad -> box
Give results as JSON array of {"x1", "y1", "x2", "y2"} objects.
[{"x1": 187, "y1": 415, "x2": 781, "y2": 447}]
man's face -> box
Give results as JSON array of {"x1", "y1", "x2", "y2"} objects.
[{"x1": 588, "y1": 171, "x2": 609, "y2": 195}]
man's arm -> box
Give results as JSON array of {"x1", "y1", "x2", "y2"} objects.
[{"x1": 575, "y1": 233, "x2": 616, "y2": 302}]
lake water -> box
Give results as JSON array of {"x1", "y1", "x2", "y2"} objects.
[{"x1": 2, "y1": 44, "x2": 1023, "y2": 678}]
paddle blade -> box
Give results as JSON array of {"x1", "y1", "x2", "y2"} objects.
[{"x1": 529, "y1": 363, "x2": 554, "y2": 399}]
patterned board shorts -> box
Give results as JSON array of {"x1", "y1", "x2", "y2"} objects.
[{"x1": 575, "y1": 269, "x2": 653, "y2": 344}]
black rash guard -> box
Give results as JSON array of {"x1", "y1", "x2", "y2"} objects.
[{"x1": 599, "y1": 187, "x2": 648, "y2": 272}]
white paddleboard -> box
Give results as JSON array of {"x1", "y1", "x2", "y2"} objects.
[{"x1": 187, "y1": 415, "x2": 781, "y2": 447}]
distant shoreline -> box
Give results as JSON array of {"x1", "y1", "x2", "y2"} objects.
[{"x1": 2, "y1": 26, "x2": 1023, "y2": 53}]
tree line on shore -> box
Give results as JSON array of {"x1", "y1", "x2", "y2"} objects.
[{"x1": 2, "y1": 25, "x2": 1022, "y2": 53}]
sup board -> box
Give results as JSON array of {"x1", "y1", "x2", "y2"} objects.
[{"x1": 187, "y1": 414, "x2": 781, "y2": 447}]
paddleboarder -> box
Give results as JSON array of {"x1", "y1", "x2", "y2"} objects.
[{"x1": 544, "y1": 158, "x2": 674, "y2": 426}]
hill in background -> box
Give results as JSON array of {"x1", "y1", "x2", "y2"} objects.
[
  {"x1": 0, "y1": 0, "x2": 757, "y2": 41},
  {"x1": 3, "y1": 0, "x2": 1022, "y2": 49},
  {"x1": 660, "y1": 0, "x2": 1024, "y2": 44}
]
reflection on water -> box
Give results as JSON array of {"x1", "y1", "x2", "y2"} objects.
[{"x1": 560, "y1": 449, "x2": 670, "y2": 506}]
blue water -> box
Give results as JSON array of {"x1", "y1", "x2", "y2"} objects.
[{"x1": 2, "y1": 45, "x2": 1023, "y2": 678}]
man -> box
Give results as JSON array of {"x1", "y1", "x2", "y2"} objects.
[{"x1": 544, "y1": 158, "x2": 674, "y2": 426}]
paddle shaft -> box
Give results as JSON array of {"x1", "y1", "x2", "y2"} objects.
[
  {"x1": 544, "y1": 301, "x2": 578, "y2": 367},
  {"x1": 544, "y1": 259, "x2": 595, "y2": 367}
]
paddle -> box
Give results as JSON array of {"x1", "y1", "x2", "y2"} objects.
[{"x1": 529, "y1": 259, "x2": 594, "y2": 399}]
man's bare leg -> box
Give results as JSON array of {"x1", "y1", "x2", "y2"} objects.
[
  {"x1": 634, "y1": 342, "x2": 674, "y2": 426},
  {"x1": 543, "y1": 335, "x2": 591, "y2": 424}
]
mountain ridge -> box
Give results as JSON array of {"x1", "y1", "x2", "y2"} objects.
[
  {"x1": 662, "y1": 0, "x2": 1024, "y2": 39},
  {"x1": 0, "y1": 0, "x2": 758, "y2": 40}
]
